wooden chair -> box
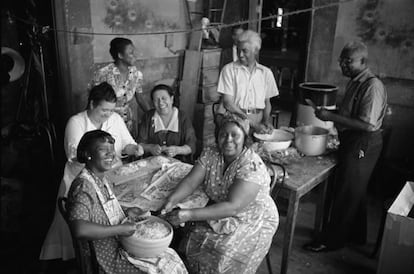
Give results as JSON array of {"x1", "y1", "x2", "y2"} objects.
[
  {"x1": 57, "y1": 197, "x2": 99, "y2": 274},
  {"x1": 264, "y1": 162, "x2": 286, "y2": 274}
]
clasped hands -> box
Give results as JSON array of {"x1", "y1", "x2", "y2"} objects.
[{"x1": 149, "y1": 144, "x2": 180, "y2": 158}]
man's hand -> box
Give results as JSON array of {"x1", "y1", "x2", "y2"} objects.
[
  {"x1": 315, "y1": 108, "x2": 332, "y2": 121},
  {"x1": 254, "y1": 122, "x2": 274, "y2": 134}
]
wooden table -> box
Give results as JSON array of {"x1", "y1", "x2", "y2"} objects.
[{"x1": 272, "y1": 154, "x2": 337, "y2": 274}]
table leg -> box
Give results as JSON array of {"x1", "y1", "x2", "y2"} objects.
[
  {"x1": 281, "y1": 191, "x2": 299, "y2": 274},
  {"x1": 314, "y1": 178, "x2": 329, "y2": 237}
]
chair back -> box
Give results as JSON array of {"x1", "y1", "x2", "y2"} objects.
[
  {"x1": 57, "y1": 197, "x2": 99, "y2": 274},
  {"x1": 264, "y1": 162, "x2": 286, "y2": 197}
]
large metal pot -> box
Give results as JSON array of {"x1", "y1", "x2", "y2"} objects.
[
  {"x1": 297, "y1": 82, "x2": 338, "y2": 106},
  {"x1": 294, "y1": 125, "x2": 329, "y2": 156}
]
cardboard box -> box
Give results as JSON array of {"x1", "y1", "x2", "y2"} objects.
[{"x1": 377, "y1": 181, "x2": 414, "y2": 274}]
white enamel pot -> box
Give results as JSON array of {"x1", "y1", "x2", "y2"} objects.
[{"x1": 294, "y1": 125, "x2": 329, "y2": 156}]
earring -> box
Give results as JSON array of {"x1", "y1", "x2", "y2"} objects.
[{"x1": 87, "y1": 156, "x2": 92, "y2": 160}]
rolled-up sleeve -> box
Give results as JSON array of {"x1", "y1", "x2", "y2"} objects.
[{"x1": 217, "y1": 64, "x2": 235, "y2": 96}]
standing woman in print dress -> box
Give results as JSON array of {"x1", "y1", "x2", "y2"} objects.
[{"x1": 94, "y1": 37, "x2": 151, "y2": 138}]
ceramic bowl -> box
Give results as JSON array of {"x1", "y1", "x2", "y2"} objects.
[
  {"x1": 120, "y1": 216, "x2": 173, "y2": 258},
  {"x1": 254, "y1": 129, "x2": 294, "y2": 152}
]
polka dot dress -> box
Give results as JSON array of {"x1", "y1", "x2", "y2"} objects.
[
  {"x1": 67, "y1": 169, "x2": 145, "y2": 274},
  {"x1": 181, "y1": 147, "x2": 279, "y2": 273}
]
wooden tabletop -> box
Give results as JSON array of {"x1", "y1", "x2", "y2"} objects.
[{"x1": 281, "y1": 153, "x2": 337, "y2": 195}]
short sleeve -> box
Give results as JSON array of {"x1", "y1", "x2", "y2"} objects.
[
  {"x1": 357, "y1": 79, "x2": 387, "y2": 126},
  {"x1": 217, "y1": 63, "x2": 235, "y2": 96},
  {"x1": 197, "y1": 147, "x2": 218, "y2": 169},
  {"x1": 264, "y1": 67, "x2": 279, "y2": 99},
  {"x1": 93, "y1": 67, "x2": 106, "y2": 86},
  {"x1": 235, "y1": 150, "x2": 270, "y2": 186},
  {"x1": 67, "y1": 178, "x2": 95, "y2": 222},
  {"x1": 64, "y1": 115, "x2": 85, "y2": 160}
]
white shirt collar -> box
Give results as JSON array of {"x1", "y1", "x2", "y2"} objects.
[{"x1": 153, "y1": 107, "x2": 179, "y2": 133}]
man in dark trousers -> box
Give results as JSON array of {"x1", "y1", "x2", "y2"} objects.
[{"x1": 304, "y1": 41, "x2": 387, "y2": 252}]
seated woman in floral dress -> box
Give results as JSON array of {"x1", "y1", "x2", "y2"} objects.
[
  {"x1": 162, "y1": 114, "x2": 279, "y2": 273},
  {"x1": 67, "y1": 130, "x2": 187, "y2": 274}
]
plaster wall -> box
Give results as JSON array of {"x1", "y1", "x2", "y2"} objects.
[
  {"x1": 307, "y1": 0, "x2": 414, "y2": 159},
  {"x1": 53, "y1": 0, "x2": 189, "y2": 122}
]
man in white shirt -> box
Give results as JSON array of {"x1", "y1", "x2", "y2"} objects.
[{"x1": 217, "y1": 30, "x2": 279, "y2": 133}]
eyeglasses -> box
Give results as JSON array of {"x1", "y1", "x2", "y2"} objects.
[{"x1": 337, "y1": 57, "x2": 361, "y2": 65}]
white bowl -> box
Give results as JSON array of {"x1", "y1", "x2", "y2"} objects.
[
  {"x1": 120, "y1": 216, "x2": 173, "y2": 258},
  {"x1": 254, "y1": 129, "x2": 294, "y2": 152}
]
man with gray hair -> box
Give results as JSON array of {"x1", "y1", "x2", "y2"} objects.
[
  {"x1": 217, "y1": 30, "x2": 279, "y2": 133},
  {"x1": 304, "y1": 40, "x2": 387, "y2": 252}
]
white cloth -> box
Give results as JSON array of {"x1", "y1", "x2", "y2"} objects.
[
  {"x1": 39, "y1": 111, "x2": 137, "y2": 260},
  {"x1": 152, "y1": 107, "x2": 179, "y2": 133},
  {"x1": 120, "y1": 248, "x2": 188, "y2": 274},
  {"x1": 217, "y1": 61, "x2": 279, "y2": 110}
]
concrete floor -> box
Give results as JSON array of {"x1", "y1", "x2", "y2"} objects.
[{"x1": 255, "y1": 192, "x2": 381, "y2": 274}]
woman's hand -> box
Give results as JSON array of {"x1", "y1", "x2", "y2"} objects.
[
  {"x1": 116, "y1": 222, "x2": 136, "y2": 237},
  {"x1": 161, "y1": 198, "x2": 177, "y2": 214},
  {"x1": 135, "y1": 144, "x2": 144, "y2": 157},
  {"x1": 123, "y1": 144, "x2": 144, "y2": 157},
  {"x1": 162, "y1": 146, "x2": 180, "y2": 157},
  {"x1": 148, "y1": 144, "x2": 163, "y2": 156},
  {"x1": 165, "y1": 209, "x2": 192, "y2": 227},
  {"x1": 126, "y1": 207, "x2": 146, "y2": 219}
]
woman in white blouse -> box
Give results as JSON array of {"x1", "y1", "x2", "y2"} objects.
[{"x1": 39, "y1": 82, "x2": 143, "y2": 261}]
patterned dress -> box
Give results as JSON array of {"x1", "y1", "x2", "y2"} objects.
[
  {"x1": 67, "y1": 169, "x2": 187, "y2": 274},
  {"x1": 94, "y1": 63, "x2": 143, "y2": 137},
  {"x1": 180, "y1": 147, "x2": 279, "y2": 273}
]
